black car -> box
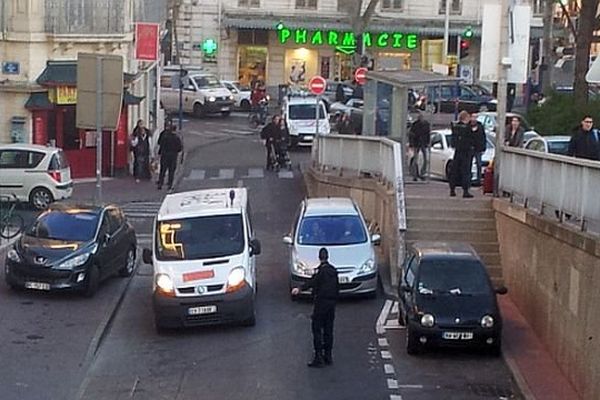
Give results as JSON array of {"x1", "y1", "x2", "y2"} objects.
[
  {"x1": 423, "y1": 84, "x2": 497, "y2": 114},
  {"x1": 398, "y1": 242, "x2": 507, "y2": 355},
  {"x1": 5, "y1": 203, "x2": 137, "y2": 297}
]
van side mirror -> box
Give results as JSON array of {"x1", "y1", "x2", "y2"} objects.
[
  {"x1": 142, "y1": 248, "x2": 152, "y2": 264},
  {"x1": 250, "y1": 238, "x2": 261, "y2": 256},
  {"x1": 282, "y1": 235, "x2": 293, "y2": 245},
  {"x1": 371, "y1": 233, "x2": 381, "y2": 246},
  {"x1": 495, "y1": 286, "x2": 508, "y2": 295}
]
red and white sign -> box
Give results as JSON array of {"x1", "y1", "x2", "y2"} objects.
[
  {"x1": 135, "y1": 23, "x2": 160, "y2": 61},
  {"x1": 308, "y1": 75, "x2": 327, "y2": 95},
  {"x1": 354, "y1": 67, "x2": 368, "y2": 85}
]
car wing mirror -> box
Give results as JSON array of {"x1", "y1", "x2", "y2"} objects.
[
  {"x1": 250, "y1": 238, "x2": 261, "y2": 256},
  {"x1": 282, "y1": 235, "x2": 293, "y2": 246},
  {"x1": 142, "y1": 248, "x2": 152, "y2": 264},
  {"x1": 371, "y1": 233, "x2": 381, "y2": 246},
  {"x1": 495, "y1": 286, "x2": 508, "y2": 295},
  {"x1": 101, "y1": 233, "x2": 111, "y2": 246},
  {"x1": 400, "y1": 283, "x2": 411, "y2": 294}
]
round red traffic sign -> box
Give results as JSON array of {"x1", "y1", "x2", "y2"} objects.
[
  {"x1": 308, "y1": 75, "x2": 327, "y2": 95},
  {"x1": 355, "y1": 67, "x2": 368, "y2": 85}
]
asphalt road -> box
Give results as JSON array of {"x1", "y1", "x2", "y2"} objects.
[{"x1": 1, "y1": 112, "x2": 522, "y2": 399}]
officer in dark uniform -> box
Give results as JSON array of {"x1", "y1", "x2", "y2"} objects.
[
  {"x1": 449, "y1": 110, "x2": 475, "y2": 198},
  {"x1": 291, "y1": 247, "x2": 340, "y2": 368}
]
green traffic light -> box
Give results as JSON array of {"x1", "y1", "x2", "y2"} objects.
[
  {"x1": 463, "y1": 26, "x2": 473, "y2": 39},
  {"x1": 276, "y1": 22, "x2": 284, "y2": 31}
]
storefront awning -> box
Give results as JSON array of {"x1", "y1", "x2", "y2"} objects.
[
  {"x1": 222, "y1": 13, "x2": 483, "y2": 37},
  {"x1": 36, "y1": 60, "x2": 141, "y2": 87},
  {"x1": 24, "y1": 92, "x2": 53, "y2": 110},
  {"x1": 124, "y1": 90, "x2": 145, "y2": 105}
]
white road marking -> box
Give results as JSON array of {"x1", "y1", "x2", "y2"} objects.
[
  {"x1": 237, "y1": 180, "x2": 243, "y2": 188},
  {"x1": 244, "y1": 168, "x2": 264, "y2": 178},
  {"x1": 278, "y1": 170, "x2": 294, "y2": 179},
  {"x1": 387, "y1": 379, "x2": 399, "y2": 390},
  {"x1": 376, "y1": 300, "x2": 393, "y2": 333},
  {"x1": 380, "y1": 350, "x2": 392, "y2": 359},
  {"x1": 185, "y1": 169, "x2": 206, "y2": 180},
  {"x1": 378, "y1": 338, "x2": 389, "y2": 347},
  {"x1": 211, "y1": 168, "x2": 234, "y2": 180},
  {"x1": 391, "y1": 301, "x2": 399, "y2": 314},
  {"x1": 385, "y1": 319, "x2": 404, "y2": 329},
  {"x1": 390, "y1": 395, "x2": 403, "y2": 400},
  {"x1": 397, "y1": 385, "x2": 424, "y2": 389},
  {"x1": 384, "y1": 364, "x2": 395, "y2": 375},
  {"x1": 221, "y1": 128, "x2": 255, "y2": 136}
]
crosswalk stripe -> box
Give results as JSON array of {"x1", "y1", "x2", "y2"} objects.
[
  {"x1": 210, "y1": 168, "x2": 234, "y2": 180},
  {"x1": 221, "y1": 128, "x2": 256, "y2": 136},
  {"x1": 185, "y1": 169, "x2": 206, "y2": 180},
  {"x1": 278, "y1": 170, "x2": 294, "y2": 179},
  {"x1": 244, "y1": 168, "x2": 264, "y2": 178},
  {"x1": 183, "y1": 167, "x2": 297, "y2": 181}
]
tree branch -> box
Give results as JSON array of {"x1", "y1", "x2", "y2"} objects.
[
  {"x1": 559, "y1": 0, "x2": 578, "y2": 39},
  {"x1": 360, "y1": 0, "x2": 381, "y2": 31}
]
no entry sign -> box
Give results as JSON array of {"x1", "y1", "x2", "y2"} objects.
[
  {"x1": 355, "y1": 67, "x2": 368, "y2": 85},
  {"x1": 308, "y1": 75, "x2": 327, "y2": 95}
]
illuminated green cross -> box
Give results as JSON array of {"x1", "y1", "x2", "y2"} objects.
[{"x1": 202, "y1": 39, "x2": 218, "y2": 55}]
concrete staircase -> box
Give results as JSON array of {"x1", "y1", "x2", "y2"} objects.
[{"x1": 405, "y1": 196, "x2": 503, "y2": 286}]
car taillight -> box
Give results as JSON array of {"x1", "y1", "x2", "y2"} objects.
[{"x1": 48, "y1": 170, "x2": 61, "y2": 183}]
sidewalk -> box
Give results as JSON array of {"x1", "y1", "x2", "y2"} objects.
[{"x1": 500, "y1": 295, "x2": 581, "y2": 400}]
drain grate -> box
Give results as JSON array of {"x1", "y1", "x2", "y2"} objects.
[{"x1": 468, "y1": 383, "x2": 514, "y2": 398}]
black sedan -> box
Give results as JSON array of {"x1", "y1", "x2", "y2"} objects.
[
  {"x1": 4, "y1": 203, "x2": 137, "y2": 297},
  {"x1": 398, "y1": 242, "x2": 507, "y2": 356}
]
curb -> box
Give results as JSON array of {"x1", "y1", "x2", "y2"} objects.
[
  {"x1": 502, "y1": 350, "x2": 536, "y2": 400},
  {"x1": 74, "y1": 259, "x2": 139, "y2": 400}
]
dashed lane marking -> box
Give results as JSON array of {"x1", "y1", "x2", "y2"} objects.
[
  {"x1": 380, "y1": 350, "x2": 392, "y2": 359},
  {"x1": 387, "y1": 379, "x2": 399, "y2": 390},
  {"x1": 378, "y1": 338, "x2": 389, "y2": 347},
  {"x1": 397, "y1": 385, "x2": 424, "y2": 389},
  {"x1": 384, "y1": 364, "x2": 395, "y2": 375},
  {"x1": 390, "y1": 395, "x2": 403, "y2": 400}
]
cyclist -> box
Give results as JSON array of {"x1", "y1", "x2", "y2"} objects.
[
  {"x1": 261, "y1": 115, "x2": 283, "y2": 170},
  {"x1": 251, "y1": 81, "x2": 268, "y2": 125}
]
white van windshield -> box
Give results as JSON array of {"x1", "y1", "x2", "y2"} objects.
[
  {"x1": 156, "y1": 214, "x2": 245, "y2": 260},
  {"x1": 193, "y1": 76, "x2": 222, "y2": 89},
  {"x1": 289, "y1": 104, "x2": 326, "y2": 120}
]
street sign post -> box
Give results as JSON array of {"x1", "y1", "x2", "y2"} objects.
[
  {"x1": 355, "y1": 67, "x2": 368, "y2": 85},
  {"x1": 308, "y1": 75, "x2": 326, "y2": 140},
  {"x1": 76, "y1": 53, "x2": 124, "y2": 204}
]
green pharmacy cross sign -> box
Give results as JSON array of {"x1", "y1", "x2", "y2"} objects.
[
  {"x1": 276, "y1": 24, "x2": 419, "y2": 54},
  {"x1": 202, "y1": 39, "x2": 218, "y2": 55}
]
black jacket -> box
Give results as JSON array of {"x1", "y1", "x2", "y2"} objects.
[
  {"x1": 409, "y1": 119, "x2": 431, "y2": 148},
  {"x1": 470, "y1": 121, "x2": 487, "y2": 153},
  {"x1": 506, "y1": 126, "x2": 525, "y2": 147},
  {"x1": 568, "y1": 128, "x2": 600, "y2": 161},
  {"x1": 301, "y1": 261, "x2": 339, "y2": 312},
  {"x1": 260, "y1": 122, "x2": 282, "y2": 144},
  {"x1": 451, "y1": 121, "x2": 475, "y2": 157},
  {"x1": 158, "y1": 130, "x2": 182, "y2": 156}
]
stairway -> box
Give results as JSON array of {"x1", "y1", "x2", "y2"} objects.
[{"x1": 405, "y1": 195, "x2": 503, "y2": 286}]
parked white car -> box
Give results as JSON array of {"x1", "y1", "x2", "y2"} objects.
[
  {"x1": 283, "y1": 197, "x2": 380, "y2": 297},
  {"x1": 0, "y1": 144, "x2": 73, "y2": 209},
  {"x1": 428, "y1": 129, "x2": 495, "y2": 181},
  {"x1": 329, "y1": 98, "x2": 364, "y2": 123},
  {"x1": 524, "y1": 135, "x2": 571, "y2": 155},
  {"x1": 222, "y1": 80, "x2": 252, "y2": 111}
]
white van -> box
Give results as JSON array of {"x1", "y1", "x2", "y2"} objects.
[
  {"x1": 160, "y1": 68, "x2": 234, "y2": 117},
  {"x1": 282, "y1": 95, "x2": 330, "y2": 147},
  {"x1": 142, "y1": 188, "x2": 261, "y2": 331}
]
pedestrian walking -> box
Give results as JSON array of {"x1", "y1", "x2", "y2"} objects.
[
  {"x1": 337, "y1": 113, "x2": 355, "y2": 135},
  {"x1": 408, "y1": 112, "x2": 431, "y2": 181},
  {"x1": 335, "y1": 83, "x2": 346, "y2": 103},
  {"x1": 568, "y1": 115, "x2": 600, "y2": 161},
  {"x1": 291, "y1": 247, "x2": 339, "y2": 368},
  {"x1": 505, "y1": 116, "x2": 525, "y2": 147},
  {"x1": 469, "y1": 113, "x2": 487, "y2": 186},
  {"x1": 260, "y1": 115, "x2": 283, "y2": 170},
  {"x1": 449, "y1": 111, "x2": 475, "y2": 198},
  {"x1": 157, "y1": 119, "x2": 183, "y2": 191},
  {"x1": 131, "y1": 119, "x2": 152, "y2": 183}
]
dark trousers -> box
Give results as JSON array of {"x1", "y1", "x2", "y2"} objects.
[
  {"x1": 158, "y1": 154, "x2": 177, "y2": 188},
  {"x1": 410, "y1": 146, "x2": 429, "y2": 180},
  {"x1": 473, "y1": 152, "x2": 483, "y2": 185},
  {"x1": 450, "y1": 152, "x2": 473, "y2": 192},
  {"x1": 312, "y1": 308, "x2": 335, "y2": 356},
  {"x1": 265, "y1": 141, "x2": 276, "y2": 169}
]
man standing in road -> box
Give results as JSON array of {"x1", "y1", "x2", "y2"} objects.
[
  {"x1": 291, "y1": 248, "x2": 339, "y2": 368},
  {"x1": 568, "y1": 115, "x2": 600, "y2": 161},
  {"x1": 449, "y1": 111, "x2": 475, "y2": 198},
  {"x1": 469, "y1": 113, "x2": 487, "y2": 186},
  {"x1": 408, "y1": 112, "x2": 431, "y2": 181},
  {"x1": 157, "y1": 119, "x2": 183, "y2": 191}
]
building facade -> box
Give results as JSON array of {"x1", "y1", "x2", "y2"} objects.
[{"x1": 0, "y1": 0, "x2": 165, "y2": 178}]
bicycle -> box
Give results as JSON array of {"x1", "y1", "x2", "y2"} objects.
[
  {"x1": 0, "y1": 194, "x2": 24, "y2": 239},
  {"x1": 248, "y1": 101, "x2": 269, "y2": 129}
]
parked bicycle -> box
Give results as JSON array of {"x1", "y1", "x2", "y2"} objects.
[{"x1": 0, "y1": 194, "x2": 24, "y2": 239}]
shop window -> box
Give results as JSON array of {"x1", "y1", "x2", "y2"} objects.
[
  {"x1": 10, "y1": 116, "x2": 27, "y2": 143},
  {"x1": 61, "y1": 106, "x2": 80, "y2": 150},
  {"x1": 438, "y1": 0, "x2": 461, "y2": 15},
  {"x1": 296, "y1": 0, "x2": 317, "y2": 9},
  {"x1": 381, "y1": 0, "x2": 403, "y2": 10},
  {"x1": 238, "y1": 46, "x2": 268, "y2": 87},
  {"x1": 238, "y1": 0, "x2": 260, "y2": 6}
]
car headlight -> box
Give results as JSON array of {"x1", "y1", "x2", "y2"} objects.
[
  {"x1": 207, "y1": 96, "x2": 216, "y2": 102},
  {"x1": 481, "y1": 315, "x2": 495, "y2": 328},
  {"x1": 57, "y1": 253, "x2": 90, "y2": 269},
  {"x1": 7, "y1": 249, "x2": 21, "y2": 263},
  {"x1": 229, "y1": 95, "x2": 234, "y2": 100},
  {"x1": 226, "y1": 267, "x2": 246, "y2": 292},
  {"x1": 358, "y1": 259, "x2": 376, "y2": 275},
  {"x1": 293, "y1": 260, "x2": 314, "y2": 277},
  {"x1": 155, "y1": 273, "x2": 175, "y2": 296},
  {"x1": 420, "y1": 313, "x2": 435, "y2": 328}
]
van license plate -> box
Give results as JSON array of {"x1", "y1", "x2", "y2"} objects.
[
  {"x1": 442, "y1": 331, "x2": 473, "y2": 340},
  {"x1": 221, "y1": 107, "x2": 229, "y2": 112},
  {"x1": 338, "y1": 276, "x2": 350, "y2": 284},
  {"x1": 188, "y1": 305, "x2": 217, "y2": 315},
  {"x1": 25, "y1": 282, "x2": 50, "y2": 291}
]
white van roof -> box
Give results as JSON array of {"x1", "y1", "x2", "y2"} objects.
[{"x1": 158, "y1": 188, "x2": 248, "y2": 221}]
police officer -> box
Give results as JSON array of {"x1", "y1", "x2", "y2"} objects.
[
  {"x1": 291, "y1": 247, "x2": 340, "y2": 368},
  {"x1": 157, "y1": 119, "x2": 183, "y2": 191},
  {"x1": 449, "y1": 111, "x2": 475, "y2": 198}
]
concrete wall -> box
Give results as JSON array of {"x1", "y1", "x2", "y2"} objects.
[
  {"x1": 493, "y1": 199, "x2": 600, "y2": 400},
  {"x1": 304, "y1": 167, "x2": 401, "y2": 284}
]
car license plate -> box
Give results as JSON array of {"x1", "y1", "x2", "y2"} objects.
[
  {"x1": 25, "y1": 281, "x2": 50, "y2": 291},
  {"x1": 188, "y1": 305, "x2": 217, "y2": 316},
  {"x1": 303, "y1": 135, "x2": 314, "y2": 141},
  {"x1": 221, "y1": 107, "x2": 230, "y2": 111},
  {"x1": 442, "y1": 331, "x2": 473, "y2": 340},
  {"x1": 338, "y1": 276, "x2": 350, "y2": 284}
]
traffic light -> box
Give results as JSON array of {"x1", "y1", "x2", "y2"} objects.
[
  {"x1": 460, "y1": 39, "x2": 470, "y2": 59},
  {"x1": 463, "y1": 26, "x2": 473, "y2": 39}
]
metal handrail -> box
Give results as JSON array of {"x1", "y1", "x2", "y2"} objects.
[{"x1": 499, "y1": 146, "x2": 600, "y2": 232}]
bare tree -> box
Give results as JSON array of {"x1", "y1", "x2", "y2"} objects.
[
  {"x1": 338, "y1": 0, "x2": 382, "y2": 67},
  {"x1": 541, "y1": 0, "x2": 555, "y2": 93},
  {"x1": 573, "y1": 0, "x2": 599, "y2": 105}
]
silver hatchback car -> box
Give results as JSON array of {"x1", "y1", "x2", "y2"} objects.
[{"x1": 283, "y1": 197, "x2": 380, "y2": 296}]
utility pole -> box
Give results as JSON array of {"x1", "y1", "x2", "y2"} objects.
[
  {"x1": 494, "y1": 0, "x2": 510, "y2": 197},
  {"x1": 443, "y1": 0, "x2": 451, "y2": 61}
]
